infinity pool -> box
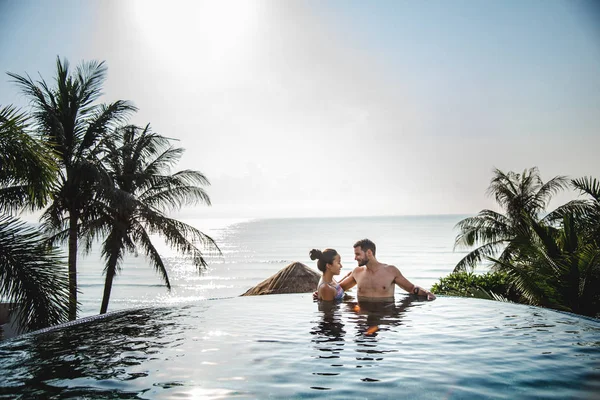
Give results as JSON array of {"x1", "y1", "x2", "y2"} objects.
[{"x1": 0, "y1": 294, "x2": 598, "y2": 399}]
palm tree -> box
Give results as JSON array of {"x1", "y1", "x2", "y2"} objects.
[
  {"x1": 454, "y1": 167, "x2": 569, "y2": 272},
  {"x1": 87, "y1": 125, "x2": 220, "y2": 314},
  {"x1": 8, "y1": 57, "x2": 136, "y2": 320},
  {"x1": 0, "y1": 105, "x2": 69, "y2": 333},
  {"x1": 490, "y1": 212, "x2": 600, "y2": 317}
]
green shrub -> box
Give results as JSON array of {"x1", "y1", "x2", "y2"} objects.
[{"x1": 431, "y1": 271, "x2": 521, "y2": 302}]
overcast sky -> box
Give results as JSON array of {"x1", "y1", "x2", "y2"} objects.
[{"x1": 1, "y1": 0, "x2": 599, "y2": 218}]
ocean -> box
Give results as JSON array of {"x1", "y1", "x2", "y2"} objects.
[{"x1": 77, "y1": 215, "x2": 470, "y2": 317}]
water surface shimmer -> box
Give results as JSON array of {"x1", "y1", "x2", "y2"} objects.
[{"x1": 1, "y1": 295, "x2": 598, "y2": 399}]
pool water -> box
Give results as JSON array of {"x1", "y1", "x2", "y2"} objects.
[{"x1": 0, "y1": 294, "x2": 598, "y2": 399}]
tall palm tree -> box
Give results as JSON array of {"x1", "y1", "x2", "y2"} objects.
[
  {"x1": 88, "y1": 125, "x2": 220, "y2": 314},
  {"x1": 454, "y1": 167, "x2": 569, "y2": 272},
  {"x1": 0, "y1": 105, "x2": 69, "y2": 333},
  {"x1": 8, "y1": 57, "x2": 136, "y2": 320}
]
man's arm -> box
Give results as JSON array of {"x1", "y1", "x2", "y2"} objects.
[
  {"x1": 392, "y1": 266, "x2": 436, "y2": 300},
  {"x1": 338, "y1": 270, "x2": 357, "y2": 291}
]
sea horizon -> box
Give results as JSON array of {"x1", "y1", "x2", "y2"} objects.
[
  {"x1": 72, "y1": 215, "x2": 471, "y2": 316},
  {"x1": 4, "y1": 215, "x2": 476, "y2": 318}
]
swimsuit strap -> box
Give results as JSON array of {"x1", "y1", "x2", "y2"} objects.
[
  {"x1": 334, "y1": 283, "x2": 344, "y2": 300},
  {"x1": 317, "y1": 281, "x2": 330, "y2": 290},
  {"x1": 318, "y1": 280, "x2": 337, "y2": 289}
]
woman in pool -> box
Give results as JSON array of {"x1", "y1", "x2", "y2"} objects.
[{"x1": 310, "y1": 248, "x2": 350, "y2": 301}]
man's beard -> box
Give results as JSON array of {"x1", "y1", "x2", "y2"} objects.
[{"x1": 357, "y1": 259, "x2": 368, "y2": 266}]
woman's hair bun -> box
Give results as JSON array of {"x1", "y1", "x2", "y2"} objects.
[{"x1": 309, "y1": 249, "x2": 322, "y2": 260}]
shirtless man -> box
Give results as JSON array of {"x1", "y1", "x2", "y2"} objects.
[{"x1": 339, "y1": 239, "x2": 436, "y2": 301}]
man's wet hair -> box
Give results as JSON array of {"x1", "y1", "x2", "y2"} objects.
[{"x1": 353, "y1": 239, "x2": 376, "y2": 255}]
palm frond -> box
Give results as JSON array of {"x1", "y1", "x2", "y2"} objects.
[
  {"x1": 523, "y1": 213, "x2": 561, "y2": 258},
  {"x1": 543, "y1": 200, "x2": 590, "y2": 223},
  {"x1": 137, "y1": 207, "x2": 220, "y2": 269},
  {"x1": 142, "y1": 147, "x2": 184, "y2": 176},
  {"x1": 75, "y1": 59, "x2": 108, "y2": 111},
  {"x1": 131, "y1": 223, "x2": 171, "y2": 289},
  {"x1": 455, "y1": 208, "x2": 511, "y2": 237},
  {"x1": 0, "y1": 105, "x2": 58, "y2": 211},
  {"x1": 572, "y1": 177, "x2": 600, "y2": 203},
  {"x1": 79, "y1": 101, "x2": 137, "y2": 158},
  {"x1": 489, "y1": 291, "x2": 513, "y2": 303},
  {"x1": 140, "y1": 183, "x2": 212, "y2": 212},
  {"x1": 0, "y1": 186, "x2": 34, "y2": 214},
  {"x1": 487, "y1": 168, "x2": 519, "y2": 208},
  {"x1": 488, "y1": 256, "x2": 546, "y2": 305},
  {"x1": 530, "y1": 174, "x2": 569, "y2": 211},
  {"x1": 453, "y1": 240, "x2": 507, "y2": 272},
  {"x1": 578, "y1": 245, "x2": 600, "y2": 304},
  {"x1": 0, "y1": 215, "x2": 70, "y2": 332}
]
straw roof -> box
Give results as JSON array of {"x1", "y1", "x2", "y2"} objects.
[{"x1": 241, "y1": 262, "x2": 320, "y2": 296}]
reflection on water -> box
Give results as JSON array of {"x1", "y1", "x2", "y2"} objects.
[
  {"x1": 312, "y1": 302, "x2": 347, "y2": 343},
  {"x1": 0, "y1": 295, "x2": 599, "y2": 399},
  {"x1": 308, "y1": 296, "x2": 436, "y2": 389},
  {"x1": 0, "y1": 307, "x2": 189, "y2": 399},
  {"x1": 311, "y1": 302, "x2": 347, "y2": 369},
  {"x1": 346, "y1": 295, "x2": 418, "y2": 336},
  {"x1": 346, "y1": 296, "x2": 420, "y2": 374},
  {"x1": 311, "y1": 297, "x2": 420, "y2": 364}
]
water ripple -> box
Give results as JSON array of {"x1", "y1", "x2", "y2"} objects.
[{"x1": 0, "y1": 295, "x2": 598, "y2": 399}]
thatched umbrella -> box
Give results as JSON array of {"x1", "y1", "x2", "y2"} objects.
[{"x1": 241, "y1": 262, "x2": 320, "y2": 296}]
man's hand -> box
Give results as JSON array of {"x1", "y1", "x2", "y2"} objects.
[
  {"x1": 312, "y1": 291, "x2": 318, "y2": 301},
  {"x1": 427, "y1": 291, "x2": 436, "y2": 301}
]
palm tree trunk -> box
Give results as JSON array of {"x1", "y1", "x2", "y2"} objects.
[
  {"x1": 100, "y1": 262, "x2": 116, "y2": 314},
  {"x1": 68, "y1": 209, "x2": 79, "y2": 320}
]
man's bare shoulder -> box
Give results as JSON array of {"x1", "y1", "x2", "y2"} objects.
[
  {"x1": 352, "y1": 265, "x2": 366, "y2": 274},
  {"x1": 382, "y1": 264, "x2": 402, "y2": 275}
]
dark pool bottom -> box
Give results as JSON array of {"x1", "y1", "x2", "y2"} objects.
[{"x1": 0, "y1": 294, "x2": 598, "y2": 399}]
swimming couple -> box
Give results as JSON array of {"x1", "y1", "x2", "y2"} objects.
[{"x1": 311, "y1": 238, "x2": 436, "y2": 302}]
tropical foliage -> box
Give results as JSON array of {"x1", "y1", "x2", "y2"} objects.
[
  {"x1": 8, "y1": 57, "x2": 136, "y2": 320},
  {"x1": 439, "y1": 168, "x2": 600, "y2": 318},
  {"x1": 86, "y1": 124, "x2": 219, "y2": 314},
  {"x1": 0, "y1": 216, "x2": 69, "y2": 332},
  {"x1": 1, "y1": 105, "x2": 69, "y2": 333},
  {"x1": 489, "y1": 212, "x2": 600, "y2": 316},
  {"x1": 0, "y1": 105, "x2": 57, "y2": 212},
  {"x1": 2, "y1": 56, "x2": 219, "y2": 330},
  {"x1": 431, "y1": 271, "x2": 522, "y2": 303},
  {"x1": 453, "y1": 167, "x2": 568, "y2": 273}
]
